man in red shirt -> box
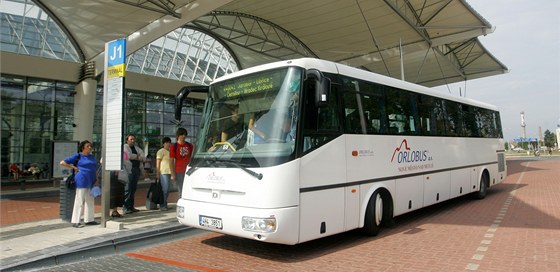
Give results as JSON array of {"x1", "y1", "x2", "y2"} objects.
[{"x1": 170, "y1": 127, "x2": 194, "y2": 199}]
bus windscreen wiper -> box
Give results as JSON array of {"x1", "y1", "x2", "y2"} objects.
[
  {"x1": 186, "y1": 158, "x2": 214, "y2": 176},
  {"x1": 187, "y1": 158, "x2": 263, "y2": 180},
  {"x1": 218, "y1": 160, "x2": 263, "y2": 180}
]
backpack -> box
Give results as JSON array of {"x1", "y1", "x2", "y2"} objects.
[{"x1": 173, "y1": 142, "x2": 193, "y2": 157}]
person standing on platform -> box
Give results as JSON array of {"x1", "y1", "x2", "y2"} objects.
[
  {"x1": 110, "y1": 152, "x2": 130, "y2": 218},
  {"x1": 156, "y1": 137, "x2": 172, "y2": 211},
  {"x1": 60, "y1": 140, "x2": 99, "y2": 228},
  {"x1": 143, "y1": 154, "x2": 153, "y2": 179},
  {"x1": 169, "y1": 128, "x2": 194, "y2": 199},
  {"x1": 123, "y1": 134, "x2": 145, "y2": 214}
]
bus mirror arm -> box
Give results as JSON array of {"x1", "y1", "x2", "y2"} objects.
[
  {"x1": 306, "y1": 69, "x2": 331, "y2": 108},
  {"x1": 173, "y1": 85, "x2": 209, "y2": 126}
]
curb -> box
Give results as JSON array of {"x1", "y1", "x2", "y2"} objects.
[
  {"x1": 0, "y1": 189, "x2": 59, "y2": 200},
  {"x1": 1, "y1": 223, "x2": 201, "y2": 271},
  {"x1": 0, "y1": 181, "x2": 158, "y2": 200}
]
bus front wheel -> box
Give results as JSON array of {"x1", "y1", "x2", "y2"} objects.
[{"x1": 363, "y1": 191, "x2": 384, "y2": 236}]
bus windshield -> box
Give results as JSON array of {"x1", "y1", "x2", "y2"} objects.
[{"x1": 191, "y1": 67, "x2": 302, "y2": 168}]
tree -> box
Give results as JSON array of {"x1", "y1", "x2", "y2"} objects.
[{"x1": 543, "y1": 129, "x2": 557, "y2": 148}]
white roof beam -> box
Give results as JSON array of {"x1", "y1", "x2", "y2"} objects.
[
  {"x1": 92, "y1": 0, "x2": 234, "y2": 76},
  {"x1": 429, "y1": 26, "x2": 495, "y2": 47}
]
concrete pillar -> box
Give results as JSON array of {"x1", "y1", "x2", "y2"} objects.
[{"x1": 73, "y1": 78, "x2": 97, "y2": 142}]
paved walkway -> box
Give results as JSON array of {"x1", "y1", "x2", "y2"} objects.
[
  {"x1": 0, "y1": 181, "x2": 186, "y2": 271},
  {"x1": 127, "y1": 157, "x2": 560, "y2": 272},
  {"x1": 1, "y1": 156, "x2": 559, "y2": 271}
]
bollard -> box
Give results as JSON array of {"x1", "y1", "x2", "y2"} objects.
[{"x1": 59, "y1": 179, "x2": 75, "y2": 222}]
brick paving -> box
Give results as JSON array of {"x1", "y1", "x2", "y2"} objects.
[
  {"x1": 0, "y1": 187, "x2": 179, "y2": 226},
  {"x1": 1, "y1": 158, "x2": 559, "y2": 271},
  {"x1": 126, "y1": 158, "x2": 560, "y2": 272}
]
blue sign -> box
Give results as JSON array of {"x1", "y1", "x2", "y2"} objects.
[
  {"x1": 513, "y1": 137, "x2": 538, "y2": 143},
  {"x1": 107, "y1": 38, "x2": 126, "y2": 67}
]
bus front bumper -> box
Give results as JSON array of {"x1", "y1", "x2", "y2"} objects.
[{"x1": 176, "y1": 198, "x2": 300, "y2": 245}]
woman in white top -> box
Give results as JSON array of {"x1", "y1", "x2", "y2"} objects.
[{"x1": 156, "y1": 137, "x2": 173, "y2": 211}]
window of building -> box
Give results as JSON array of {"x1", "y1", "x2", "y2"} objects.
[{"x1": 0, "y1": 74, "x2": 205, "y2": 178}]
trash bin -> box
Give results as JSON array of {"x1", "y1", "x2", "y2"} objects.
[{"x1": 59, "y1": 178, "x2": 75, "y2": 222}]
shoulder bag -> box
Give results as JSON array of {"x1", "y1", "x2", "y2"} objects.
[{"x1": 65, "y1": 154, "x2": 81, "y2": 189}]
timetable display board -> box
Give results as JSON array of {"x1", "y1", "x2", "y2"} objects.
[
  {"x1": 51, "y1": 141, "x2": 79, "y2": 178},
  {"x1": 102, "y1": 38, "x2": 126, "y2": 171}
]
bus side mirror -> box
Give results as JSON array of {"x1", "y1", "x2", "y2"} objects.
[
  {"x1": 174, "y1": 86, "x2": 209, "y2": 125},
  {"x1": 316, "y1": 77, "x2": 331, "y2": 108},
  {"x1": 306, "y1": 69, "x2": 331, "y2": 108}
]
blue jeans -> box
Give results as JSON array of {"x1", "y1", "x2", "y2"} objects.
[
  {"x1": 124, "y1": 167, "x2": 141, "y2": 211},
  {"x1": 159, "y1": 174, "x2": 171, "y2": 208}
]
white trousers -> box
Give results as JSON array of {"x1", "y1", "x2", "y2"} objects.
[{"x1": 71, "y1": 188, "x2": 95, "y2": 224}]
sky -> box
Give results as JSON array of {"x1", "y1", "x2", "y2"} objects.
[{"x1": 433, "y1": 0, "x2": 560, "y2": 142}]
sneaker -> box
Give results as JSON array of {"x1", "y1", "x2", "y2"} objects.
[
  {"x1": 131, "y1": 208, "x2": 140, "y2": 212},
  {"x1": 72, "y1": 223, "x2": 83, "y2": 228},
  {"x1": 124, "y1": 209, "x2": 133, "y2": 214},
  {"x1": 85, "y1": 221, "x2": 100, "y2": 225},
  {"x1": 160, "y1": 207, "x2": 168, "y2": 211}
]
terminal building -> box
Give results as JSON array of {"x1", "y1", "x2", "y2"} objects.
[{"x1": 1, "y1": 0, "x2": 507, "y2": 178}]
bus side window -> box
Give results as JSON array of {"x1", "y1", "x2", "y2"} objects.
[
  {"x1": 360, "y1": 94, "x2": 383, "y2": 134},
  {"x1": 313, "y1": 80, "x2": 340, "y2": 131},
  {"x1": 357, "y1": 81, "x2": 385, "y2": 134},
  {"x1": 302, "y1": 77, "x2": 342, "y2": 153},
  {"x1": 493, "y1": 111, "x2": 503, "y2": 138},
  {"x1": 418, "y1": 95, "x2": 445, "y2": 136},
  {"x1": 341, "y1": 87, "x2": 363, "y2": 134},
  {"x1": 476, "y1": 108, "x2": 496, "y2": 138},
  {"x1": 444, "y1": 100, "x2": 462, "y2": 137},
  {"x1": 385, "y1": 87, "x2": 416, "y2": 135},
  {"x1": 301, "y1": 78, "x2": 340, "y2": 153},
  {"x1": 462, "y1": 105, "x2": 479, "y2": 137}
]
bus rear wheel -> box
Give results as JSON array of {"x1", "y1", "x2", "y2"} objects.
[
  {"x1": 363, "y1": 191, "x2": 384, "y2": 236},
  {"x1": 474, "y1": 172, "x2": 489, "y2": 199}
]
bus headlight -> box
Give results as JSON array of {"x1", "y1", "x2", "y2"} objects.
[
  {"x1": 177, "y1": 206, "x2": 185, "y2": 218},
  {"x1": 242, "y1": 216, "x2": 276, "y2": 233}
]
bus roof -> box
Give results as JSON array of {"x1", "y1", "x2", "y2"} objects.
[{"x1": 211, "y1": 58, "x2": 499, "y2": 111}]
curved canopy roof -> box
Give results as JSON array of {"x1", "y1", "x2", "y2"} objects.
[{"x1": 37, "y1": 0, "x2": 507, "y2": 87}]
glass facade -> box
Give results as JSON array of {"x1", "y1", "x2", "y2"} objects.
[
  {"x1": 1, "y1": 74, "x2": 204, "y2": 178},
  {"x1": 0, "y1": 0, "x2": 81, "y2": 62},
  {"x1": 1, "y1": 0, "x2": 239, "y2": 179},
  {"x1": 128, "y1": 27, "x2": 239, "y2": 85},
  {"x1": 1, "y1": 75, "x2": 75, "y2": 178}
]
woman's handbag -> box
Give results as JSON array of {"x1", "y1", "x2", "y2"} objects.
[
  {"x1": 65, "y1": 153, "x2": 81, "y2": 190},
  {"x1": 65, "y1": 173, "x2": 76, "y2": 189},
  {"x1": 117, "y1": 169, "x2": 129, "y2": 184}
]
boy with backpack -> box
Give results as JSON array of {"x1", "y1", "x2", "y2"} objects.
[{"x1": 169, "y1": 127, "x2": 194, "y2": 199}]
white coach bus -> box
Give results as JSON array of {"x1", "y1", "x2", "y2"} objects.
[{"x1": 176, "y1": 58, "x2": 507, "y2": 245}]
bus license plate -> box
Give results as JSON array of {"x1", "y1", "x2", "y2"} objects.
[{"x1": 199, "y1": 215, "x2": 223, "y2": 229}]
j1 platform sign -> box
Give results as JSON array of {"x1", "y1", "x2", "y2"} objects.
[
  {"x1": 107, "y1": 39, "x2": 126, "y2": 78},
  {"x1": 102, "y1": 38, "x2": 126, "y2": 171}
]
